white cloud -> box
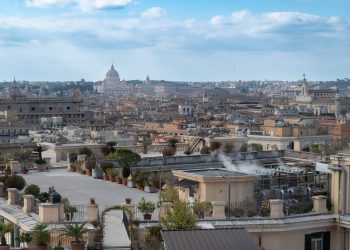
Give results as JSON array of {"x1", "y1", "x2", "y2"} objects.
[
  {"x1": 141, "y1": 7, "x2": 166, "y2": 19},
  {"x1": 78, "y1": 0, "x2": 133, "y2": 11},
  {"x1": 25, "y1": 0, "x2": 132, "y2": 10},
  {"x1": 25, "y1": 0, "x2": 71, "y2": 8},
  {"x1": 210, "y1": 15, "x2": 225, "y2": 25}
]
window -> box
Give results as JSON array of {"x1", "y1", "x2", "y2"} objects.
[
  {"x1": 49, "y1": 107, "x2": 53, "y2": 110},
  {"x1": 311, "y1": 238, "x2": 322, "y2": 250},
  {"x1": 31, "y1": 107, "x2": 35, "y2": 111},
  {"x1": 66, "y1": 106, "x2": 71, "y2": 110},
  {"x1": 305, "y1": 232, "x2": 330, "y2": 250}
]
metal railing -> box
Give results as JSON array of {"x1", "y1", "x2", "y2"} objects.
[
  {"x1": 226, "y1": 200, "x2": 257, "y2": 218},
  {"x1": 65, "y1": 204, "x2": 86, "y2": 222},
  {"x1": 134, "y1": 206, "x2": 160, "y2": 220}
]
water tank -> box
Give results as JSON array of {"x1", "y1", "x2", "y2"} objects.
[{"x1": 50, "y1": 191, "x2": 61, "y2": 204}]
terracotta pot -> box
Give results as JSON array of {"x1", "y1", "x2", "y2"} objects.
[
  {"x1": 0, "y1": 245, "x2": 10, "y2": 250},
  {"x1": 122, "y1": 179, "x2": 128, "y2": 186},
  {"x1": 142, "y1": 148, "x2": 148, "y2": 154},
  {"x1": 71, "y1": 242, "x2": 85, "y2": 250},
  {"x1": 136, "y1": 183, "x2": 142, "y2": 190},
  {"x1": 65, "y1": 213, "x2": 70, "y2": 221},
  {"x1": 70, "y1": 166, "x2": 77, "y2": 172},
  {"x1": 125, "y1": 198, "x2": 131, "y2": 204},
  {"x1": 116, "y1": 177, "x2": 122, "y2": 184},
  {"x1": 143, "y1": 213, "x2": 152, "y2": 220},
  {"x1": 36, "y1": 245, "x2": 48, "y2": 250},
  {"x1": 109, "y1": 176, "x2": 116, "y2": 182}
]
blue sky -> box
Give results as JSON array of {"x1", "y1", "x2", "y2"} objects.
[{"x1": 0, "y1": 0, "x2": 349, "y2": 81}]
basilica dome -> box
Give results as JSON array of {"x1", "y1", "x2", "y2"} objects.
[{"x1": 105, "y1": 64, "x2": 120, "y2": 83}]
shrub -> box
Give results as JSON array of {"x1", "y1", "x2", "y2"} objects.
[
  {"x1": 100, "y1": 162, "x2": 113, "y2": 173},
  {"x1": 122, "y1": 167, "x2": 131, "y2": 179},
  {"x1": 210, "y1": 141, "x2": 222, "y2": 151},
  {"x1": 240, "y1": 143, "x2": 248, "y2": 152},
  {"x1": 25, "y1": 184, "x2": 40, "y2": 197},
  {"x1": 106, "y1": 168, "x2": 117, "y2": 177},
  {"x1": 68, "y1": 152, "x2": 78, "y2": 163},
  {"x1": 78, "y1": 147, "x2": 93, "y2": 157},
  {"x1": 101, "y1": 146, "x2": 112, "y2": 156},
  {"x1": 37, "y1": 192, "x2": 49, "y2": 203},
  {"x1": 137, "y1": 197, "x2": 156, "y2": 214},
  {"x1": 223, "y1": 143, "x2": 234, "y2": 154},
  {"x1": 161, "y1": 187, "x2": 179, "y2": 203},
  {"x1": 5, "y1": 175, "x2": 26, "y2": 190},
  {"x1": 32, "y1": 223, "x2": 50, "y2": 246},
  {"x1": 200, "y1": 146, "x2": 211, "y2": 155},
  {"x1": 251, "y1": 143, "x2": 263, "y2": 152},
  {"x1": 167, "y1": 138, "x2": 179, "y2": 148},
  {"x1": 162, "y1": 147, "x2": 176, "y2": 157},
  {"x1": 161, "y1": 202, "x2": 197, "y2": 230}
]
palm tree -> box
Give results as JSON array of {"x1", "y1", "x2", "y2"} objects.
[
  {"x1": 62, "y1": 223, "x2": 87, "y2": 250},
  {"x1": 0, "y1": 222, "x2": 13, "y2": 246},
  {"x1": 33, "y1": 144, "x2": 48, "y2": 164}
]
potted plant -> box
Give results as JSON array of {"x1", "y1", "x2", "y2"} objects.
[
  {"x1": 210, "y1": 141, "x2": 222, "y2": 155},
  {"x1": 32, "y1": 223, "x2": 50, "y2": 250},
  {"x1": 0, "y1": 222, "x2": 13, "y2": 250},
  {"x1": 142, "y1": 141, "x2": 151, "y2": 154},
  {"x1": 106, "y1": 168, "x2": 117, "y2": 182},
  {"x1": 192, "y1": 201, "x2": 213, "y2": 219},
  {"x1": 137, "y1": 197, "x2": 155, "y2": 220},
  {"x1": 100, "y1": 162, "x2": 113, "y2": 181},
  {"x1": 122, "y1": 167, "x2": 131, "y2": 186},
  {"x1": 33, "y1": 144, "x2": 48, "y2": 171},
  {"x1": 62, "y1": 223, "x2": 87, "y2": 250},
  {"x1": 20, "y1": 166, "x2": 29, "y2": 174},
  {"x1": 116, "y1": 171, "x2": 123, "y2": 184},
  {"x1": 85, "y1": 157, "x2": 96, "y2": 176},
  {"x1": 92, "y1": 166, "x2": 103, "y2": 179},
  {"x1": 132, "y1": 170, "x2": 142, "y2": 190},
  {"x1": 62, "y1": 197, "x2": 78, "y2": 221},
  {"x1": 125, "y1": 198, "x2": 132, "y2": 204},
  {"x1": 17, "y1": 232, "x2": 32, "y2": 250}
]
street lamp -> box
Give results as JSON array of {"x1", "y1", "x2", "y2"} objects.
[{"x1": 221, "y1": 175, "x2": 231, "y2": 219}]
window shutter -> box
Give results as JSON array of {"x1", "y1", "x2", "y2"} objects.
[
  {"x1": 305, "y1": 234, "x2": 311, "y2": 250},
  {"x1": 323, "y1": 231, "x2": 330, "y2": 250}
]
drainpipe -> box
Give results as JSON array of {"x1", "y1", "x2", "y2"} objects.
[
  {"x1": 330, "y1": 160, "x2": 347, "y2": 250},
  {"x1": 341, "y1": 166, "x2": 346, "y2": 215}
]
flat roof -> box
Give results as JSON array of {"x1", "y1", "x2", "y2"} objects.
[
  {"x1": 178, "y1": 168, "x2": 248, "y2": 178},
  {"x1": 162, "y1": 228, "x2": 260, "y2": 250}
]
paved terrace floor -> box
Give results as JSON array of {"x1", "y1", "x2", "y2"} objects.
[{"x1": 23, "y1": 168, "x2": 159, "y2": 209}]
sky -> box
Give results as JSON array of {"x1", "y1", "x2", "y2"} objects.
[{"x1": 0, "y1": 0, "x2": 349, "y2": 82}]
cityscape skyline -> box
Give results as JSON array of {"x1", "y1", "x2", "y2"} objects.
[{"x1": 0, "y1": 0, "x2": 349, "y2": 81}]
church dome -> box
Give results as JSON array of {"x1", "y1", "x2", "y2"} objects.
[{"x1": 105, "y1": 64, "x2": 120, "y2": 83}]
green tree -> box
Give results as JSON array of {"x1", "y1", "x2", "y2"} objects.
[
  {"x1": 210, "y1": 141, "x2": 222, "y2": 151},
  {"x1": 240, "y1": 143, "x2": 248, "y2": 152},
  {"x1": 79, "y1": 147, "x2": 93, "y2": 157},
  {"x1": 251, "y1": 143, "x2": 263, "y2": 152},
  {"x1": 114, "y1": 149, "x2": 141, "y2": 179},
  {"x1": 223, "y1": 143, "x2": 234, "y2": 154},
  {"x1": 0, "y1": 222, "x2": 13, "y2": 246},
  {"x1": 161, "y1": 202, "x2": 197, "y2": 230},
  {"x1": 167, "y1": 138, "x2": 179, "y2": 148},
  {"x1": 309, "y1": 144, "x2": 321, "y2": 153},
  {"x1": 33, "y1": 144, "x2": 48, "y2": 164},
  {"x1": 13, "y1": 150, "x2": 32, "y2": 163}
]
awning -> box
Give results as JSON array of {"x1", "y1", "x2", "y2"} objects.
[{"x1": 174, "y1": 179, "x2": 198, "y2": 188}]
